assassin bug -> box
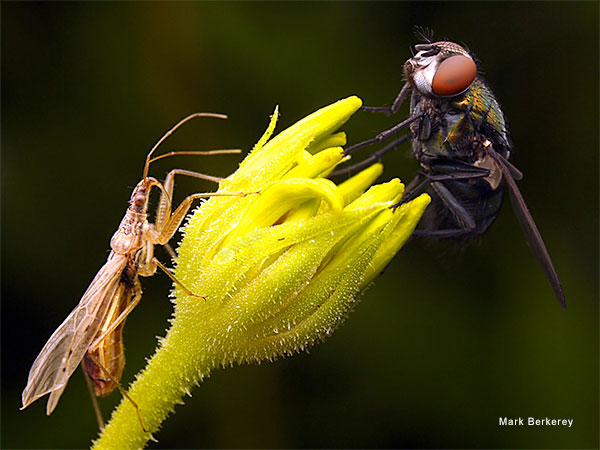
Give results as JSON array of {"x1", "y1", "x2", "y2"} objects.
[{"x1": 21, "y1": 113, "x2": 251, "y2": 429}]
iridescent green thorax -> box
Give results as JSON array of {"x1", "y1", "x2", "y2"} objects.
[
  {"x1": 453, "y1": 78, "x2": 507, "y2": 137},
  {"x1": 410, "y1": 77, "x2": 510, "y2": 164}
]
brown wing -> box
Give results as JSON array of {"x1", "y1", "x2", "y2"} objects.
[
  {"x1": 488, "y1": 150, "x2": 566, "y2": 310},
  {"x1": 21, "y1": 252, "x2": 128, "y2": 414}
]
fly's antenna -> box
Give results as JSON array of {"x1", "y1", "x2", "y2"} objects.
[
  {"x1": 143, "y1": 112, "x2": 228, "y2": 179},
  {"x1": 413, "y1": 26, "x2": 434, "y2": 43}
]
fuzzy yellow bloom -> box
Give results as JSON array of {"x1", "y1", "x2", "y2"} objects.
[{"x1": 94, "y1": 96, "x2": 430, "y2": 449}]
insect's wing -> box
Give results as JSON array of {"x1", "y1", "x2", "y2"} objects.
[
  {"x1": 21, "y1": 253, "x2": 128, "y2": 414},
  {"x1": 489, "y1": 150, "x2": 566, "y2": 310}
]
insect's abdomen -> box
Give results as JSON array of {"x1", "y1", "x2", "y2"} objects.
[
  {"x1": 82, "y1": 279, "x2": 132, "y2": 397},
  {"x1": 83, "y1": 328, "x2": 126, "y2": 396}
]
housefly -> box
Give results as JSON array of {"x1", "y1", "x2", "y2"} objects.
[
  {"x1": 337, "y1": 32, "x2": 566, "y2": 310},
  {"x1": 21, "y1": 113, "x2": 250, "y2": 429}
]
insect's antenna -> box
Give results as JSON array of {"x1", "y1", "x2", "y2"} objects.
[
  {"x1": 148, "y1": 149, "x2": 241, "y2": 165},
  {"x1": 143, "y1": 112, "x2": 228, "y2": 179}
]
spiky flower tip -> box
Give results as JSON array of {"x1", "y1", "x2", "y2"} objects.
[{"x1": 93, "y1": 96, "x2": 430, "y2": 449}]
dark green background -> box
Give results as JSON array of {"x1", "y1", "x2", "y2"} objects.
[{"x1": 2, "y1": 2, "x2": 598, "y2": 449}]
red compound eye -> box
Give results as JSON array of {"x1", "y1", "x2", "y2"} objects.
[
  {"x1": 134, "y1": 194, "x2": 145, "y2": 206},
  {"x1": 432, "y1": 55, "x2": 477, "y2": 96}
]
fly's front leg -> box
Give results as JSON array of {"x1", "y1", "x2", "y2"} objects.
[
  {"x1": 361, "y1": 82, "x2": 411, "y2": 115},
  {"x1": 344, "y1": 114, "x2": 422, "y2": 155},
  {"x1": 330, "y1": 134, "x2": 411, "y2": 177}
]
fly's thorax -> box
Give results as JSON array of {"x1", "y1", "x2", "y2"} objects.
[
  {"x1": 409, "y1": 93, "x2": 474, "y2": 161},
  {"x1": 409, "y1": 77, "x2": 511, "y2": 164},
  {"x1": 452, "y1": 78, "x2": 509, "y2": 140}
]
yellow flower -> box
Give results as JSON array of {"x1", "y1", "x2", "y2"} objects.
[{"x1": 94, "y1": 96, "x2": 430, "y2": 449}]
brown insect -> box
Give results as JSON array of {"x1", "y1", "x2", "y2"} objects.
[{"x1": 21, "y1": 113, "x2": 249, "y2": 430}]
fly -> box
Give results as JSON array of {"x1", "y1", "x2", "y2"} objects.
[
  {"x1": 21, "y1": 113, "x2": 251, "y2": 429},
  {"x1": 335, "y1": 30, "x2": 566, "y2": 310}
]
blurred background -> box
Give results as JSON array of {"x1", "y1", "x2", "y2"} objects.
[{"x1": 2, "y1": 2, "x2": 598, "y2": 449}]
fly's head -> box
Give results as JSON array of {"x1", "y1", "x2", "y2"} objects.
[{"x1": 404, "y1": 41, "x2": 477, "y2": 99}]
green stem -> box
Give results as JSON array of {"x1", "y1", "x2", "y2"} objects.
[{"x1": 92, "y1": 333, "x2": 215, "y2": 449}]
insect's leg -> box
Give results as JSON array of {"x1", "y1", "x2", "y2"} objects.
[
  {"x1": 429, "y1": 181, "x2": 477, "y2": 231},
  {"x1": 150, "y1": 257, "x2": 205, "y2": 298},
  {"x1": 86, "y1": 352, "x2": 147, "y2": 432},
  {"x1": 155, "y1": 169, "x2": 227, "y2": 232},
  {"x1": 89, "y1": 283, "x2": 144, "y2": 351},
  {"x1": 395, "y1": 173, "x2": 428, "y2": 207},
  {"x1": 410, "y1": 181, "x2": 479, "y2": 238},
  {"x1": 361, "y1": 82, "x2": 411, "y2": 115},
  {"x1": 397, "y1": 168, "x2": 490, "y2": 207},
  {"x1": 412, "y1": 228, "x2": 474, "y2": 238},
  {"x1": 151, "y1": 189, "x2": 255, "y2": 246},
  {"x1": 136, "y1": 238, "x2": 203, "y2": 297},
  {"x1": 405, "y1": 180, "x2": 478, "y2": 238},
  {"x1": 163, "y1": 243, "x2": 177, "y2": 260},
  {"x1": 83, "y1": 368, "x2": 105, "y2": 431},
  {"x1": 330, "y1": 134, "x2": 411, "y2": 177},
  {"x1": 344, "y1": 114, "x2": 422, "y2": 155}
]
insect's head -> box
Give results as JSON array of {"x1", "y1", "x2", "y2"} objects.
[
  {"x1": 129, "y1": 179, "x2": 153, "y2": 213},
  {"x1": 404, "y1": 41, "x2": 477, "y2": 98}
]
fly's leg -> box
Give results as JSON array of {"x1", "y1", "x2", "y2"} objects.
[
  {"x1": 83, "y1": 369, "x2": 105, "y2": 431},
  {"x1": 412, "y1": 228, "x2": 475, "y2": 238},
  {"x1": 396, "y1": 167, "x2": 491, "y2": 207},
  {"x1": 410, "y1": 181, "x2": 477, "y2": 238},
  {"x1": 330, "y1": 134, "x2": 411, "y2": 177},
  {"x1": 395, "y1": 169, "x2": 496, "y2": 236},
  {"x1": 344, "y1": 114, "x2": 422, "y2": 155},
  {"x1": 85, "y1": 352, "x2": 147, "y2": 432},
  {"x1": 361, "y1": 82, "x2": 411, "y2": 115}
]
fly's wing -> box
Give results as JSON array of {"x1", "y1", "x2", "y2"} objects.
[
  {"x1": 21, "y1": 253, "x2": 128, "y2": 414},
  {"x1": 488, "y1": 150, "x2": 566, "y2": 310}
]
